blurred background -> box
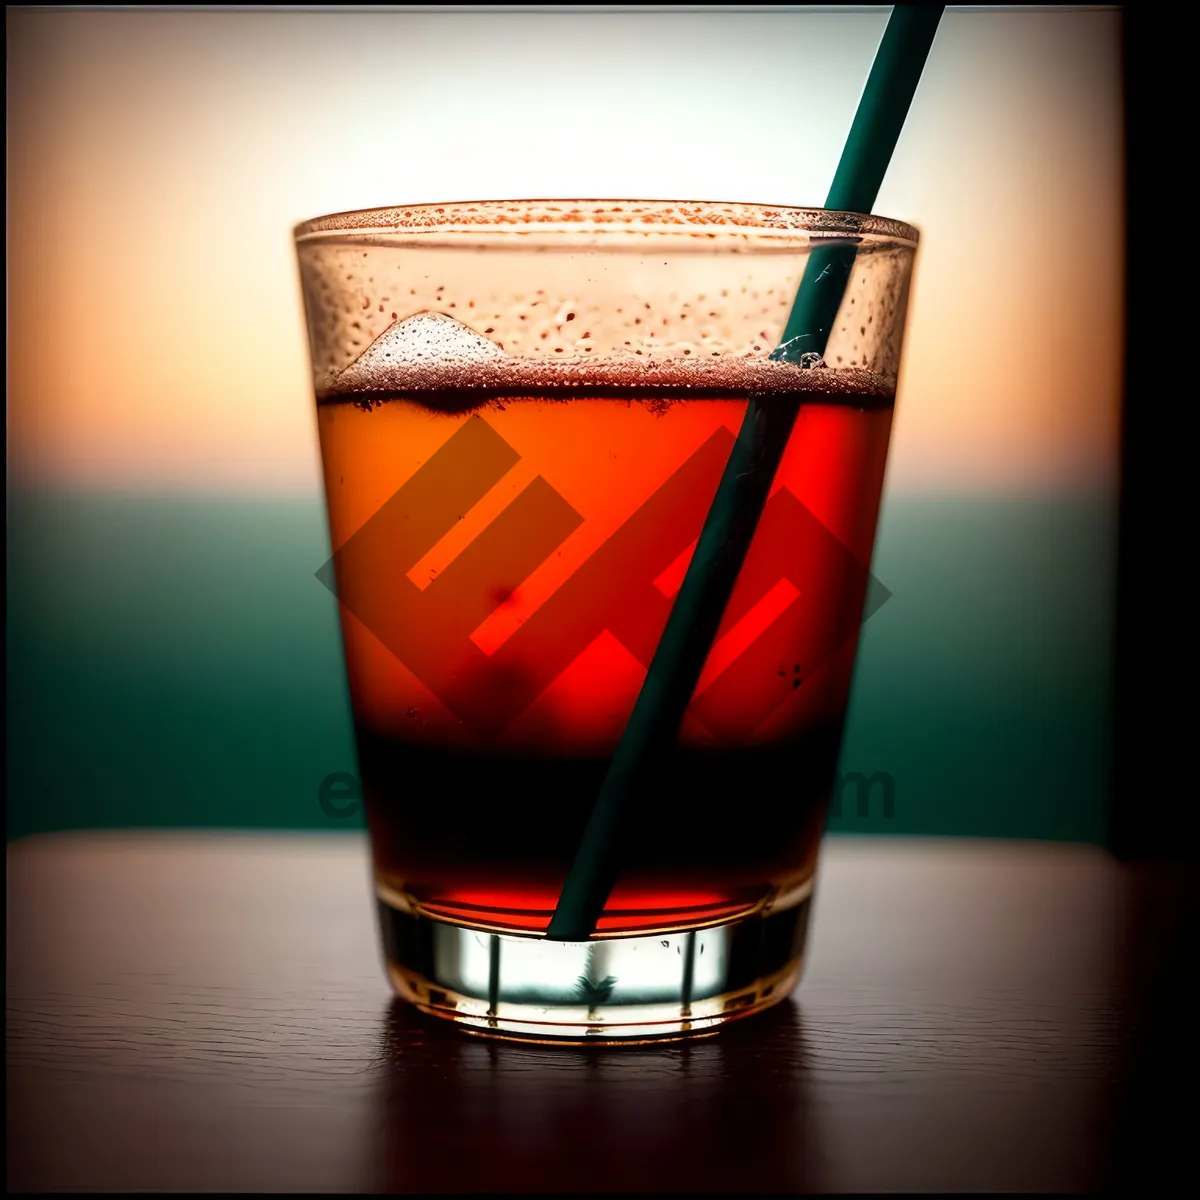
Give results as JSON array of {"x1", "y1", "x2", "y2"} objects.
[{"x1": 6, "y1": 5, "x2": 1122, "y2": 843}]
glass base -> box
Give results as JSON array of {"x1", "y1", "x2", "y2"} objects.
[{"x1": 377, "y1": 894, "x2": 811, "y2": 1043}]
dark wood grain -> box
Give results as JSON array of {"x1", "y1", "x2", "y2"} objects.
[{"x1": 6, "y1": 834, "x2": 1193, "y2": 1192}]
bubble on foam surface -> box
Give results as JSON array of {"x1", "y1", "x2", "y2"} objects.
[{"x1": 337, "y1": 311, "x2": 507, "y2": 388}]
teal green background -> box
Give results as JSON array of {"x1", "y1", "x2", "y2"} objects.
[{"x1": 6, "y1": 488, "x2": 1115, "y2": 844}]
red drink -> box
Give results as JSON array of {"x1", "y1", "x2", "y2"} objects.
[{"x1": 317, "y1": 361, "x2": 892, "y2": 938}]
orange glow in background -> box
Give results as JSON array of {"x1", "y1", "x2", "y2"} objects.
[{"x1": 7, "y1": 7, "x2": 1122, "y2": 496}]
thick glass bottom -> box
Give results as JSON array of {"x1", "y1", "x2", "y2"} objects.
[{"x1": 376, "y1": 894, "x2": 812, "y2": 1043}]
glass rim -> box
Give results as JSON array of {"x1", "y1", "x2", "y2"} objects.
[{"x1": 293, "y1": 198, "x2": 919, "y2": 247}]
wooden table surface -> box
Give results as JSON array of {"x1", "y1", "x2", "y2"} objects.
[{"x1": 6, "y1": 834, "x2": 1195, "y2": 1192}]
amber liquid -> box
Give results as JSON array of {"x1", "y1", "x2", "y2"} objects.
[{"x1": 317, "y1": 377, "x2": 893, "y2": 935}]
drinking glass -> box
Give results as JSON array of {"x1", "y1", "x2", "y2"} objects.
[{"x1": 295, "y1": 200, "x2": 916, "y2": 1041}]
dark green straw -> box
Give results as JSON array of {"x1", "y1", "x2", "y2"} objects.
[{"x1": 547, "y1": 5, "x2": 944, "y2": 942}]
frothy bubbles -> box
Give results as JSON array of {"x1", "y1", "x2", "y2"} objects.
[
  {"x1": 323, "y1": 309, "x2": 893, "y2": 414},
  {"x1": 340, "y1": 311, "x2": 507, "y2": 376}
]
